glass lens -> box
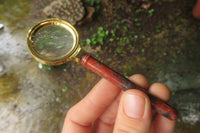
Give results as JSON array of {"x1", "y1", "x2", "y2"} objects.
[{"x1": 33, "y1": 26, "x2": 74, "y2": 59}]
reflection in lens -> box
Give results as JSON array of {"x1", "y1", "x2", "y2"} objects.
[{"x1": 33, "y1": 26, "x2": 74, "y2": 58}]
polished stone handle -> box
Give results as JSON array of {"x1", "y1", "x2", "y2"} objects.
[{"x1": 81, "y1": 55, "x2": 178, "y2": 120}]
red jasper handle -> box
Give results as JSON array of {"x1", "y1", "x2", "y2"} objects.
[{"x1": 81, "y1": 55, "x2": 178, "y2": 120}]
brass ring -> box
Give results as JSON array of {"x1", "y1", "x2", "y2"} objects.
[{"x1": 27, "y1": 18, "x2": 81, "y2": 65}]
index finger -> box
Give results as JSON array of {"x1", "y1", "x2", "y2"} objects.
[{"x1": 62, "y1": 78, "x2": 121, "y2": 133}]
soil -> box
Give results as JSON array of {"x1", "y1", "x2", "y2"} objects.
[
  {"x1": 28, "y1": 0, "x2": 200, "y2": 104},
  {"x1": 2, "y1": 0, "x2": 199, "y2": 132},
  {"x1": 28, "y1": 0, "x2": 200, "y2": 82}
]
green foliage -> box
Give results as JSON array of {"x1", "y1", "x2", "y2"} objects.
[
  {"x1": 141, "y1": 49, "x2": 145, "y2": 53},
  {"x1": 45, "y1": 65, "x2": 51, "y2": 71},
  {"x1": 118, "y1": 3, "x2": 122, "y2": 9},
  {"x1": 39, "y1": 64, "x2": 52, "y2": 71},
  {"x1": 95, "y1": 53, "x2": 100, "y2": 58},
  {"x1": 111, "y1": 29, "x2": 116, "y2": 37},
  {"x1": 156, "y1": 24, "x2": 161, "y2": 33},
  {"x1": 135, "y1": 8, "x2": 142, "y2": 13},
  {"x1": 107, "y1": 58, "x2": 112, "y2": 61},
  {"x1": 82, "y1": 17, "x2": 153, "y2": 57},
  {"x1": 119, "y1": 38, "x2": 124, "y2": 46},
  {"x1": 109, "y1": 38, "x2": 115, "y2": 42},
  {"x1": 87, "y1": 0, "x2": 94, "y2": 6},
  {"x1": 134, "y1": 18, "x2": 139, "y2": 22},
  {"x1": 86, "y1": 38, "x2": 91, "y2": 45},
  {"x1": 124, "y1": 73, "x2": 129, "y2": 78},
  {"x1": 163, "y1": 52, "x2": 167, "y2": 56},
  {"x1": 80, "y1": 42, "x2": 85, "y2": 46},
  {"x1": 115, "y1": 48, "x2": 123, "y2": 55},
  {"x1": 86, "y1": 27, "x2": 109, "y2": 45},
  {"x1": 135, "y1": 22, "x2": 141, "y2": 27},
  {"x1": 86, "y1": 0, "x2": 100, "y2": 6},
  {"x1": 62, "y1": 86, "x2": 68, "y2": 92},
  {"x1": 178, "y1": 18, "x2": 185, "y2": 23},
  {"x1": 148, "y1": 9, "x2": 154, "y2": 17},
  {"x1": 140, "y1": 35, "x2": 146, "y2": 39}
]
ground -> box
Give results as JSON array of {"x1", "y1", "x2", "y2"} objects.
[
  {"x1": 0, "y1": 0, "x2": 200, "y2": 132},
  {"x1": 31, "y1": 0, "x2": 200, "y2": 131},
  {"x1": 23, "y1": 0, "x2": 199, "y2": 80}
]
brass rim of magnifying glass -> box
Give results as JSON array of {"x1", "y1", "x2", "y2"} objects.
[{"x1": 27, "y1": 18, "x2": 81, "y2": 66}]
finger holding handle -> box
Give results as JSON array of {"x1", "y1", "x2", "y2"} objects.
[{"x1": 81, "y1": 55, "x2": 178, "y2": 120}]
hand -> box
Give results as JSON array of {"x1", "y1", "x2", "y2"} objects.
[
  {"x1": 193, "y1": 0, "x2": 200, "y2": 19},
  {"x1": 62, "y1": 74, "x2": 176, "y2": 133}
]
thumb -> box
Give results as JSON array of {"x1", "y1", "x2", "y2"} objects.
[{"x1": 113, "y1": 89, "x2": 152, "y2": 133}]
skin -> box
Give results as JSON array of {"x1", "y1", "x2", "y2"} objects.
[
  {"x1": 62, "y1": 74, "x2": 176, "y2": 133},
  {"x1": 193, "y1": 0, "x2": 200, "y2": 19}
]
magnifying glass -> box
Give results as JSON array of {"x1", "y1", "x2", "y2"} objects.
[{"x1": 27, "y1": 18, "x2": 178, "y2": 120}]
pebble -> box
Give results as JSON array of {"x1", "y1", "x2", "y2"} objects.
[
  {"x1": 0, "y1": 24, "x2": 4, "y2": 30},
  {"x1": 38, "y1": 63, "x2": 43, "y2": 69},
  {"x1": 0, "y1": 61, "x2": 5, "y2": 76}
]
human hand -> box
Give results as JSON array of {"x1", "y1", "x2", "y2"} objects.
[
  {"x1": 62, "y1": 74, "x2": 176, "y2": 133},
  {"x1": 193, "y1": 0, "x2": 200, "y2": 19}
]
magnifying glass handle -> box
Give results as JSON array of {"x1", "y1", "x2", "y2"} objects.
[{"x1": 81, "y1": 55, "x2": 178, "y2": 120}]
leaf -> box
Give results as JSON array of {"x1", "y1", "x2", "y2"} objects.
[
  {"x1": 135, "y1": 23, "x2": 141, "y2": 27},
  {"x1": 105, "y1": 30, "x2": 109, "y2": 36},
  {"x1": 80, "y1": 42, "x2": 85, "y2": 46},
  {"x1": 134, "y1": 18, "x2": 139, "y2": 22},
  {"x1": 91, "y1": 38, "x2": 97, "y2": 45},
  {"x1": 87, "y1": 0, "x2": 94, "y2": 6},
  {"x1": 45, "y1": 65, "x2": 51, "y2": 71},
  {"x1": 97, "y1": 37, "x2": 103, "y2": 44},
  {"x1": 109, "y1": 38, "x2": 115, "y2": 42},
  {"x1": 135, "y1": 8, "x2": 142, "y2": 13},
  {"x1": 62, "y1": 86, "x2": 68, "y2": 92},
  {"x1": 38, "y1": 43, "x2": 44, "y2": 49},
  {"x1": 86, "y1": 38, "x2": 91, "y2": 45},
  {"x1": 98, "y1": 27, "x2": 104, "y2": 32}
]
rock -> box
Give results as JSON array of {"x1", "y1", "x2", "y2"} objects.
[
  {"x1": 43, "y1": 0, "x2": 86, "y2": 25},
  {"x1": 0, "y1": 61, "x2": 5, "y2": 76},
  {"x1": 77, "y1": 6, "x2": 95, "y2": 25},
  {"x1": 0, "y1": 24, "x2": 4, "y2": 30},
  {"x1": 169, "y1": 88, "x2": 200, "y2": 124},
  {"x1": 131, "y1": 0, "x2": 136, "y2": 3},
  {"x1": 141, "y1": 3, "x2": 152, "y2": 10}
]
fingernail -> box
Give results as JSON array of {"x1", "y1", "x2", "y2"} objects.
[{"x1": 123, "y1": 94, "x2": 145, "y2": 119}]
